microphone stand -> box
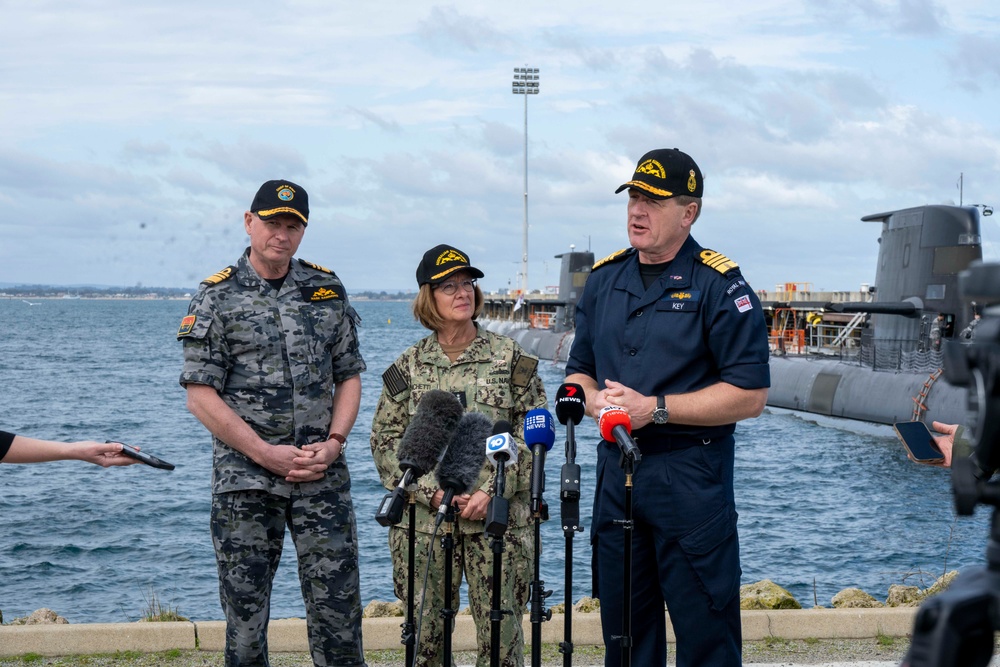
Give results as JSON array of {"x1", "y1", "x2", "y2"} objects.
[
  {"x1": 374, "y1": 470, "x2": 421, "y2": 666},
  {"x1": 484, "y1": 457, "x2": 510, "y2": 667},
  {"x1": 612, "y1": 449, "x2": 639, "y2": 667},
  {"x1": 441, "y1": 501, "x2": 458, "y2": 667},
  {"x1": 530, "y1": 447, "x2": 553, "y2": 667},
  {"x1": 402, "y1": 494, "x2": 416, "y2": 667},
  {"x1": 559, "y1": 420, "x2": 582, "y2": 666}
]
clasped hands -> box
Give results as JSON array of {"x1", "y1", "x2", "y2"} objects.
[
  {"x1": 259, "y1": 438, "x2": 345, "y2": 483},
  {"x1": 593, "y1": 379, "x2": 654, "y2": 429}
]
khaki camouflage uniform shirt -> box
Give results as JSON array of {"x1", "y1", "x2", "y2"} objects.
[
  {"x1": 371, "y1": 326, "x2": 547, "y2": 534},
  {"x1": 178, "y1": 248, "x2": 366, "y2": 497}
]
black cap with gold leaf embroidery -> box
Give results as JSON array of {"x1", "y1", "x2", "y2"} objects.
[
  {"x1": 416, "y1": 244, "x2": 485, "y2": 286},
  {"x1": 251, "y1": 180, "x2": 309, "y2": 226},
  {"x1": 615, "y1": 148, "x2": 703, "y2": 200}
]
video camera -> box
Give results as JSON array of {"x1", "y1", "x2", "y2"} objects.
[{"x1": 903, "y1": 261, "x2": 1000, "y2": 667}]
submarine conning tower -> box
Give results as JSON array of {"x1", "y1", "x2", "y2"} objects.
[{"x1": 862, "y1": 204, "x2": 983, "y2": 345}]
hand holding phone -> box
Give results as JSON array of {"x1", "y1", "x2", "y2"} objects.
[
  {"x1": 108, "y1": 441, "x2": 175, "y2": 471},
  {"x1": 892, "y1": 421, "x2": 944, "y2": 465}
]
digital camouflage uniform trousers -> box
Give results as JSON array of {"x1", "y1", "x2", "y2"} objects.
[
  {"x1": 180, "y1": 249, "x2": 367, "y2": 667},
  {"x1": 389, "y1": 521, "x2": 532, "y2": 667},
  {"x1": 371, "y1": 326, "x2": 548, "y2": 667},
  {"x1": 212, "y1": 486, "x2": 364, "y2": 667}
]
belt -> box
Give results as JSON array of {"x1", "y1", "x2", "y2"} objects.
[{"x1": 632, "y1": 434, "x2": 713, "y2": 453}]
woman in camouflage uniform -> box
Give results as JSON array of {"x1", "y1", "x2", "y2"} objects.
[{"x1": 370, "y1": 244, "x2": 547, "y2": 667}]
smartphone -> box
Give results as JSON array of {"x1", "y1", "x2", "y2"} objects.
[
  {"x1": 110, "y1": 442, "x2": 176, "y2": 471},
  {"x1": 892, "y1": 421, "x2": 944, "y2": 464}
]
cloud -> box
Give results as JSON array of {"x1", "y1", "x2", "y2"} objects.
[{"x1": 1, "y1": 1, "x2": 999, "y2": 292}]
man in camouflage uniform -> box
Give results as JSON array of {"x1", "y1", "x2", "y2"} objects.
[
  {"x1": 179, "y1": 180, "x2": 367, "y2": 667},
  {"x1": 371, "y1": 244, "x2": 547, "y2": 667}
]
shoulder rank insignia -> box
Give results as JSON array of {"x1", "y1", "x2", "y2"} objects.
[
  {"x1": 593, "y1": 248, "x2": 634, "y2": 270},
  {"x1": 699, "y1": 249, "x2": 740, "y2": 275},
  {"x1": 201, "y1": 266, "x2": 235, "y2": 286},
  {"x1": 299, "y1": 259, "x2": 333, "y2": 274}
]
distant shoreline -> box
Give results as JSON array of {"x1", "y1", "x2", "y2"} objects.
[{"x1": 3, "y1": 295, "x2": 415, "y2": 302}]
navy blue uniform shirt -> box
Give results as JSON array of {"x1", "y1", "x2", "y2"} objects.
[{"x1": 565, "y1": 234, "x2": 771, "y2": 441}]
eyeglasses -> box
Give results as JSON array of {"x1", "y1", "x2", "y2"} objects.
[{"x1": 434, "y1": 279, "x2": 477, "y2": 295}]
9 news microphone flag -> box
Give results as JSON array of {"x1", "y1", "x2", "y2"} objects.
[{"x1": 525, "y1": 408, "x2": 555, "y2": 514}]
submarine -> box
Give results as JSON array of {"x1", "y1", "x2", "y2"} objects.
[{"x1": 480, "y1": 204, "x2": 988, "y2": 428}]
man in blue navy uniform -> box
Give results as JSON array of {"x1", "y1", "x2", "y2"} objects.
[{"x1": 565, "y1": 148, "x2": 770, "y2": 666}]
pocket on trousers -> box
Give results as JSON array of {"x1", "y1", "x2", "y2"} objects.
[{"x1": 677, "y1": 506, "x2": 740, "y2": 612}]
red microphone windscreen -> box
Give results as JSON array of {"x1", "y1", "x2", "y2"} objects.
[{"x1": 598, "y1": 406, "x2": 631, "y2": 441}]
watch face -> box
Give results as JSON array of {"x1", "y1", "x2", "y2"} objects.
[{"x1": 653, "y1": 409, "x2": 668, "y2": 424}]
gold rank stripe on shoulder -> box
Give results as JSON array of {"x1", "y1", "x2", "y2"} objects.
[
  {"x1": 201, "y1": 266, "x2": 234, "y2": 285},
  {"x1": 593, "y1": 248, "x2": 631, "y2": 270},
  {"x1": 299, "y1": 259, "x2": 333, "y2": 274},
  {"x1": 699, "y1": 250, "x2": 739, "y2": 274}
]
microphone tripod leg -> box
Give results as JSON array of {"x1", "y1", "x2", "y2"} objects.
[
  {"x1": 403, "y1": 496, "x2": 416, "y2": 667},
  {"x1": 489, "y1": 533, "x2": 504, "y2": 667},
  {"x1": 441, "y1": 504, "x2": 457, "y2": 667},
  {"x1": 612, "y1": 462, "x2": 635, "y2": 667},
  {"x1": 531, "y1": 514, "x2": 552, "y2": 667},
  {"x1": 560, "y1": 525, "x2": 575, "y2": 666}
]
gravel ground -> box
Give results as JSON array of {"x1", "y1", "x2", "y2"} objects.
[{"x1": 0, "y1": 637, "x2": 922, "y2": 666}]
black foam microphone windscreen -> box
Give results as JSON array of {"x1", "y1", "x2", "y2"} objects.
[
  {"x1": 434, "y1": 411, "x2": 493, "y2": 526},
  {"x1": 397, "y1": 389, "x2": 464, "y2": 477},
  {"x1": 436, "y1": 411, "x2": 492, "y2": 496}
]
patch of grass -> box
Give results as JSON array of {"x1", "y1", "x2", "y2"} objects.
[
  {"x1": 877, "y1": 632, "x2": 896, "y2": 647},
  {"x1": 763, "y1": 635, "x2": 790, "y2": 648},
  {"x1": 138, "y1": 589, "x2": 188, "y2": 623},
  {"x1": 110, "y1": 652, "x2": 142, "y2": 661},
  {"x1": 803, "y1": 636, "x2": 820, "y2": 645},
  {"x1": 18, "y1": 656, "x2": 43, "y2": 665},
  {"x1": 161, "y1": 649, "x2": 183, "y2": 660}
]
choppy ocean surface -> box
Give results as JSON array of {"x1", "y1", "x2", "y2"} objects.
[{"x1": 0, "y1": 298, "x2": 990, "y2": 623}]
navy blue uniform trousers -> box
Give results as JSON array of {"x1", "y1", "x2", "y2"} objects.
[{"x1": 592, "y1": 436, "x2": 742, "y2": 667}]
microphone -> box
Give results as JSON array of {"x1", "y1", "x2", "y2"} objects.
[
  {"x1": 555, "y1": 383, "x2": 586, "y2": 426},
  {"x1": 484, "y1": 420, "x2": 515, "y2": 538},
  {"x1": 435, "y1": 411, "x2": 491, "y2": 526},
  {"x1": 486, "y1": 420, "x2": 518, "y2": 468},
  {"x1": 525, "y1": 408, "x2": 556, "y2": 514},
  {"x1": 375, "y1": 389, "x2": 464, "y2": 527},
  {"x1": 598, "y1": 405, "x2": 641, "y2": 464},
  {"x1": 555, "y1": 383, "x2": 585, "y2": 518}
]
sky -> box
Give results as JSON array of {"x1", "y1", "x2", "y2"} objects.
[{"x1": 2, "y1": 0, "x2": 999, "y2": 294}]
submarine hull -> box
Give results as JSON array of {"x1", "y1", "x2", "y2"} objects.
[{"x1": 766, "y1": 356, "x2": 967, "y2": 426}]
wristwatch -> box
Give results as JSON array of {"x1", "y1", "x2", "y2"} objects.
[{"x1": 652, "y1": 396, "x2": 669, "y2": 425}]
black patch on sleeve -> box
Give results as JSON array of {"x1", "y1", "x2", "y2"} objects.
[
  {"x1": 381, "y1": 363, "x2": 409, "y2": 398},
  {"x1": 451, "y1": 390, "x2": 468, "y2": 408}
]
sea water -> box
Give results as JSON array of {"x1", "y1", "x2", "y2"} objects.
[{"x1": 0, "y1": 298, "x2": 990, "y2": 623}]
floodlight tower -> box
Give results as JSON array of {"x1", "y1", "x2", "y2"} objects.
[{"x1": 512, "y1": 65, "x2": 539, "y2": 298}]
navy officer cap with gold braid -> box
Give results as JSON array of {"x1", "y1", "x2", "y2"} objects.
[
  {"x1": 416, "y1": 244, "x2": 485, "y2": 286},
  {"x1": 251, "y1": 180, "x2": 309, "y2": 226},
  {"x1": 615, "y1": 148, "x2": 703, "y2": 200}
]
